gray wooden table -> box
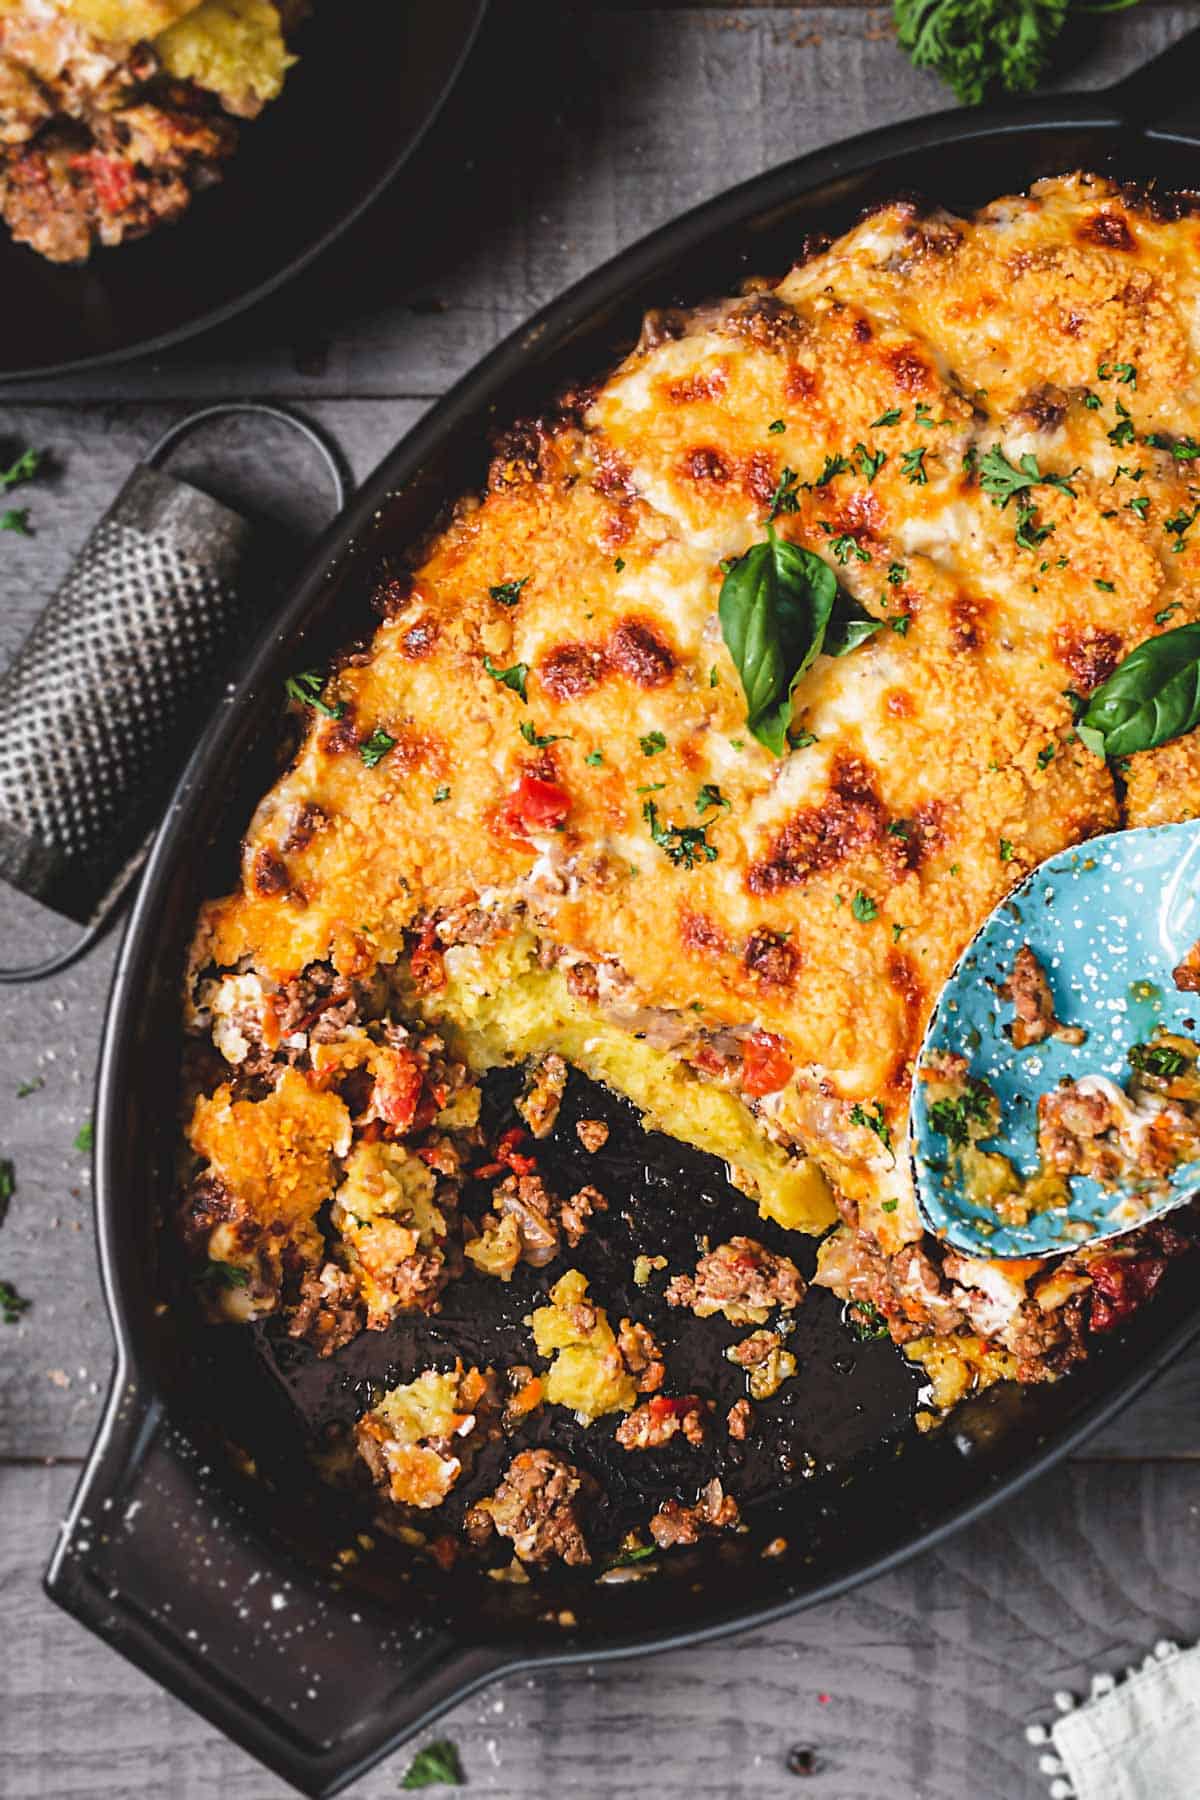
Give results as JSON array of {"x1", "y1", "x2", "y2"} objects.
[{"x1": 5, "y1": 6, "x2": 1200, "y2": 1796}]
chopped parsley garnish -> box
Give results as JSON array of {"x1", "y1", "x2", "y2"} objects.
[
  {"x1": 0, "y1": 446, "x2": 40, "y2": 491},
  {"x1": 890, "y1": 614, "x2": 911, "y2": 636},
  {"x1": 1164, "y1": 503, "x2": 1200, "y2": 549},
  {"x1": 887, "y1": 561, "x2": 907, "y2": 586},
  {"x1": 488, "y1": 577, "x2": 528, "y2": 606},
  {"x1": 585, "y1": 749, "x2": 604, "y2": 766},
  {"x1": 1154, "y1": 435, "x2": 1200, "y2": 463},
  {"x1": 0, "y1": 1279, "x2": 30, "y2": 1325},
  {"x1": 520, "y1": 721, "x2": 570, "y2": 747},
  {"x1": 643, "y1": 799, "x2": 717, "y2": 869},
  {"x1": 1082, "y1": 391, "x2": 1102, "y2": 411},
  {"x1": 695, "y1": 783, "x2": 729, "y2": 813},
  {"x1": 284, "y1": 669, "x2": 345, "y2": 719},
  {"x1": 768, "y1": 418, "x2": 786, "y2": 435},
  {"x1": 639, "y1": 730, "x2": 667, "y2": 756},
  {"x1": 892, "y1": 922, "x2": 906, "y2": 943},
  {"x1": 814, "y1": 452, "x2": 850, "y2": 488},
  {"x1": 1094, "y1": 579, "x2": 1115, "y2": 593},
  {"x1": 400, "y1": 1740, "x2": 465, "y2": 1790},
  {"x1": 914, "y1": 401, "x2": 946, "y2": 429},
  {"x1": 432, "y1": 783, "x2": 451, "y2": 803},
  {"x1": 854, "y1": 443, "x2": 887, "y2": 483},
  {"x1": 1129, "y1": 1042, "x2": 1189, "y2": 1078},
  {"x1": 850, "y1": 1100, "x2": 893, "y2": 1152},
  {"x1": 1037, "y1": 744, "x2": 1056, "y2": 769},
  {"x1": 979, "y1": 445, "x2": 1078, "y2": 507},
  {"x1": 828, "y1": 532, "x2": 871, "y2": 565},
  {"x1": 1014, "y1": 502, "x2": 1054, "y2": 552},
  {"x1": 1107, "y1": 401, "x2": 1136, "y2": 449},
  {"x1": 788, "y1": 728, "x2": 818, "y2": 750},
  {"x1": 999, "y1": 837, "x2": 1015, "y2": 862},
  {"x1": 1156, "y1": 602, "x2": 1183, "y2": 626},
  {"x1": 614, "y1": 557, "x2": 625, "y2": 572},
  {"x1": 881, "y1": 1197, "x2": 899, "y2": 1212},
  {"x1": 767, "y1": 466, "x2": 802, "y2": 520},
  {"x1": 900, "y1": 446, "x2": 928, "y2": 485},
  {"x1": 708, "y1": 665, "x2": 719, "y2": 687},
  {"x1": 75, "y1": 1121, "x2": 94, "y2": 1153},
  {"x1": 1127, "y1": 495, "x2": 1150, "y2": 520},
  {"x1": 929, "y1": 1081, "x2": 993, "y2": 1147},
  {"x1": 1098, "y1": 360, "x2": 1137, "y2": 387},
  {"x1": 15, "y1": 1076, "x2": 42, "y2": 1099},
  {"x1": 482, "y1": 654, "x2": 529, "y2": 701},
  {"x1": 1, "y1": 509, "x2": 30, "y2": 536},
  {"x1": 870, "y1": 407, "x2": 902, "y2": 428},
  {"x1": 851, "y1": 890, "x2": 878, "y2": 922},
  {"x1": 846, "y1": 1299, "x2": 889, "y2": 1341},
  {"x1": 359, "y1": 729, "x2": 395, "y2": 768},
  {"x1": 0, "y1": 1159, "x2": 13, "y2": 1216},
  {"x1": 1114, "y1": 464, "x2": 1145, "y2": 484}
]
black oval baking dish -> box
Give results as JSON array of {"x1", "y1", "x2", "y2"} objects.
[
  {"x1": 45, "y1": 30, "x2": 1200, "y2": 1798},
  {"x1": 0, "y1": 0, "x2": 488, "y2": 382}
]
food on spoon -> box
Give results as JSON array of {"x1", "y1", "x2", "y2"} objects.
[{"x1": 997, "y1": 944, "x2": 1086, "y2": 1048}]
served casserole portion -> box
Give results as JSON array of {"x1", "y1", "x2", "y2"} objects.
[
  {"x1": 182, "y1": 173, "x2": 1200, "y2": 1564},
  {"x1": 0, "y1": 0, "x2": 300, "y2": 262}
]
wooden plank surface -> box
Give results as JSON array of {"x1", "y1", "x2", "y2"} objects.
[
  {"x1": 6, "y1": 1458, "x2": 1200, "y2": 1799},
  {"x1": 5, "y1": 5, "x2": 1200, "y2": 1797}
]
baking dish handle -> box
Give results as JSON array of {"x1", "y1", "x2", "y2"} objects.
[
  {"x1": 1106, "y1": 23, "x2": 1200, "y2": 139},
  {"x1": 45, "y1": 1374, "x2": 508, "y2": 1798}
]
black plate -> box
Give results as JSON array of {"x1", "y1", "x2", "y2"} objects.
[
  {"x1": 45, "y1": 29, "x2": 1200, "y2": 1799},
  {"x1": 0, "y1": 0, "x2": 487, "y2": 381}
]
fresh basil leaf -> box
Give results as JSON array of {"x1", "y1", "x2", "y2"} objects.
[
  {"x1": 718, "y1": 528, "x2": 839, "y2": 756},
  {"x1": 825, "y1": 592, "x2": 885, "y2": 658},
  {"x1": 1077, "y1": 622, "x2": 1200, "y2": 759}
]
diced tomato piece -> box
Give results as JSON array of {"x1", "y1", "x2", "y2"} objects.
[
  {"x1": 498, "y1": 773, "x2": 571, "y2": 841},
  {"x1": 691, "y1": 1043, "x2": 729, "y2": 1078},
  {"x1": 494, "y1": 1126, "x2": 537, "y2": 1176},
  {"x1": 740, "y1": 1029, "x2": 794, "y2": 1097},
  {"x1": 71, "y1": 152, "x2": 133, "y2": 215},
  {"x1": 373, "y1": 1048, "x2": 425, "y2": 1132},
  {"x1": 409, "y1": 921, "x2": 446, "y2": 994},
  {"x1": 1088, "y1": 1253, "x2": 1170, "y2": 1333}
]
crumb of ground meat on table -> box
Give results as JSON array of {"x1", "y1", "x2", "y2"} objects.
[
  {"x1": 997, "y1": 945, "x2": 1086, "y2": 1049},
  {"x1": 575, "y1": 1117, "x2": 610, "y2": 1152},
  {"x1": 649, "y1": 1478, "x2": 741, "y2": 1549},
  {"x1": 466, "y1": 1448, "x2": 596, "y2": 1567},
  {"x1": 666, "y1": 1235, "x2": 805, "y2": 1324}
]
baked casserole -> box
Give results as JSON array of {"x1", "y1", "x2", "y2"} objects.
[{"x1": 181, "y1": 172, "x2": 1200, "y2": 1567}]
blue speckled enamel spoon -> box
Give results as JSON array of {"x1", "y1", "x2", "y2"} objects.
[{"x1": 910, "y1": 819, "x2": 1200, "y2": 1259}]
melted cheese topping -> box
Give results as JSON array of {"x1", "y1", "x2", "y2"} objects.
[{"x1": 190, "y1": 173, "x2": 1200, "y2": 1247}]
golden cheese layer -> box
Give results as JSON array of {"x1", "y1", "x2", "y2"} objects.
[{"x1": 191, "y1": 172, "x2": 1200, "y2": 1245}]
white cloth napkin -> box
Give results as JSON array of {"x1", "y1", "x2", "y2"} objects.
[{"x1": 1029, "y1": 1640, "x2": 1200, "y2": 1800}]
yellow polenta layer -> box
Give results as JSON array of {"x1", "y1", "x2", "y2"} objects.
[{"x1": 405, "y1": 931, "x2": 836, "y2": 1236}]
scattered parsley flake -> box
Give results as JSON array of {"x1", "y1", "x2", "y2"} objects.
[
  {"x1": 614, "y1": 557, "x2": 625, "y2": 573},
  {"x1": 849, "y1": 1099, "x2": 893, "y2": 1153},
  {"x1": 400, "y1": 1740, "x2": 465, "y2": 1790},
  {"x1": 489, "y1": 577, "x2": 528, "y2": 606},
  {"x1": 828, "y1": 532, "x2": 871, "y2": 565},
  {"x1": 0, "y1": 1279, "x2": 30, "y2": 1325},
  {"x1": 0, "y1": 446, "x2": 40, "y2": 491},
  {"x1": 1, "y1": 509, "x2": 30, "y2": 536},
  {"x1": 892, "y1": 922, "x2": 906, "y2": 943},
  {"x1": 1129, "y1": 1042, "x2": 1189, "y2": 1079},
  {"x1": 814, "y1": 452, "x2": 850, "y2": 489},
  {"x1": 1094, "y1": 578, "x2": 1116, "y2": 593},
  {"x1": 999, "y1": 837, "x2": 1015, "y2": 862},
  {"x1": 520, "y1": 721, "x2": 570, "y2": 747},
  {"x1": 767, "y1": 466, "x2": 802, "y2": 520},
  {"x1": 482, "y1": 654, "x2": 529, "y2": 701},
  {"x1": 1098, "y1": 360, "x2": 1137, "y2": 387},
  {"x1": 870, "y1": 407, "x2": 902, "y2": 428},
  {"x1": 854, "y1": 442, "x2": 887, "y2": 483},
  {"x1": 585, "y1": 749, "x2": 604, "y2": 766},
  {"x1": 695, "y1": 783, "x2": 730, "y2": 813},
  {"x1": 284, "y1": 670, "x2": 344, "y2": 719},
  {"x1": 643, "y1": 799, "x2": 717, "y2": 869},
  {"x1": 75, "y1": 1121, "x2": 94, "y2": 1153},
  {"x1": 787, "y1": 728, "x2": 817, "y2": 750},
  {"x1": 639, "y1": 730, "x2": 667, "y2": 756},
  {"x1": 1082, "y1": 390, "x2": 1102, "y2": 411},
  {"x1": 1037, "y1": 744, "x2": 1056, "y2": 770},
  {"x1": 890, "y1": 614, "x2": 911, "y2": 637},
  {"x1": 900, "y1": 446, "x2": 928, "y2": 485},
  {"x1": 846, "y1": 1299, "x2": 888, "y2": 1341},
  {"x1": 887, "y1": 561, "x2": 907, "y2": 586},
  {"x1": 768, "y1": 419, "x2": 786, "y2": 436},
  {"x1": 359, "y1": 729, "x2": 395, "y2": 768},
  {"x1": 15, "y1": 1076, "x2": 42, "y2": 1099},
  {"x1": 1107, "y1": 401, "x2": 1136, "y2": 449},
  {"x1": 432, "y1": 783, "x2": 451, "y2": 803},
  {"x1": 851, "y1": 890, "x2": 878, "y2": 922},
  {"x1": 929, "y1": 1081, "x2": 993, "y2": 1147},
  {"x1": 1155, "y1": 602, "x2": 1183, "y2": 626},
  {"x1": 1127, "y1": 495, "x2": 1150, "y2": 520}
]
